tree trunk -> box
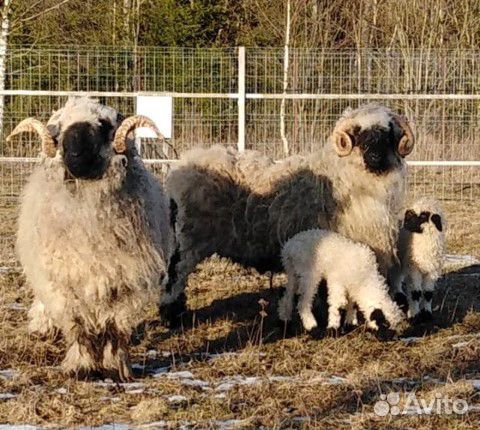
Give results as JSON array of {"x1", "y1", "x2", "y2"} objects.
[
  {"x1": 280, "y1": 0, "x2": 291, "y2": 157},
  {"x1": 0, "y1": 0, "x2": 11, "y2": 140}
]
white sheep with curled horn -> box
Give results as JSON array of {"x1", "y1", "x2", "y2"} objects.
[
  {"x1": 10, "y1": 97, "x2": 175, "y2": 381},
  {"x1": 162, "y1": 104, "x2": 415, "y2": 326}
]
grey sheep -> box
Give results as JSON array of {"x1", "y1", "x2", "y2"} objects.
[{"x1": 162, "y1": 104, "x2": 414, "y2": 326}]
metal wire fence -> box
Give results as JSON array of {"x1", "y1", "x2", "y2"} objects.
[{"x1": 0, "y1": 46, "x2": 479, "y2": 266}]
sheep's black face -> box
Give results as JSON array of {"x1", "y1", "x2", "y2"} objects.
[
  {"x1": 61, "y1": 120, "x2": 114, "y2": 179},
  {"x1": 353, "y1": 123, "x2": 401, "y2": 174},
  {"x1": 404, "y1": 210, "x2": 442, "y2": 233}
]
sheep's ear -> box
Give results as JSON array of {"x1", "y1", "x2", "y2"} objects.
[
  {"x1": 404, "y1": 209, "x2": 415, "y2": 222},
  {"x1": 430, "y1": 214, "x2": 443, "y2": 232},
  {"x1": 46, "y1": 123, "x2": 60, "y2": 139},
  {"x1": 332, "y1": 130, "x2": 353, "y2": 157}
]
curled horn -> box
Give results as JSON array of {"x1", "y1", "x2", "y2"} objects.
[
  {"x1": 6, "y1": 118, "x2": 56, "y2": 157},
  {"x1": 113, "y1": 115, "x2": 164, "y2": 153},
  {"x1": 331, "y1": 129, "x2": 353, "y2": 157},
  {"x1": 394, "y1": 115, "x2": 415, "y2": 157}
]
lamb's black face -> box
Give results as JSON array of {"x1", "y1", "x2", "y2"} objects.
[
  {"x1": 351, "y1": 122, "x2": 401, "y2": 174},
  {"x1": 404, "y1": 210, "x2": 443, "y2": 233},
  {"x1": 61, "y1": 120, "x2": 114, "y2": 179}
]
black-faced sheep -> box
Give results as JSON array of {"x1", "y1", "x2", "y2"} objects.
[
  {"x1": 278, "y1": 229, "x2": 405, "y2": 333},
  {"x1": 163, "y1": 104, "x2": 414, "y2": 326},
  {"x1": 391, "y1": 198, "x2": 445, "y2": 321},
  {"x1": 10, "y1": 97, "x2": 174, "y2": 380}
]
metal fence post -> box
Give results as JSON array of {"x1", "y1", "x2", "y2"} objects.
[{"x1": 237, "y1": 46, "x2": 246, "y2": 152}]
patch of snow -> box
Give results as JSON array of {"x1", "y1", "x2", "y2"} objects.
[
  {"x1": 0, "y1": 369, "x2": 18, "y2": 380},
  {"x1": 126, "y1": 388, "x2": 144, "y2": 394},
  {"x1": 452, "y1": 341, "x2": 470, "y2": 349},
  {"x1": 215, "y1": 375, "x2": 259, "y2": 392},
  {"x1": 212, "y1": 419, "x2": 247, "y2": 429},
  {"x1": 151, "y1": 366, "x2": 170, "y2": 376},
  {"x1": 77, "y1": 425, "x2": 130, "y2": 430},
  {"x1": 444, "y1": 254, "x2": 479, "y2": 270},
  {"x1": 99, "y1": 396, "x2": 121, "y2": 402},
  {"x1": 141, "y1": 421, "x2": 166, "y2": 428},
  {"x1": 55, "y1": 387, "x2": 67, "y2": 395},
  {"x1": 213, "y1": 393, "x2": 227, "y2": 399},
  {"x1": 6, "y1": 303, "x2": 26, "y2": 311},
  {"x1": 0, "y1": 426, "x2": 40, "y2": 430},
  {"x1": 167, "y1": 395, "x2": 187, "y2": 404},
  {"x1": 147, "y1": 350, "x2": 158, "y2": 358},
  {"x1": 0, "y1": 393, "x2": 16, "y2": 400},
  {"x1": 131, "y1": 363, "x2": 145, "y2": 371},
  {"x1": 154, "y1": 370, "x2": 210, "y2": 387},
  {"x1": 180, "y1": 378, "x2": 210, "y2": 388},
  {"x1": 466, "y1": 379, "x2": 480, "y2": 390},
  {"x1": 95, "y1": 380, "x2": 145, "y2": 390},
  {"x1": 292, "y1": 417, "x2": 309, "y2": 422},
  {"x1": 166, "y1": 371, "x2": 194, "y2": 379},
  {"x1": 400, "y1": 336, "x2": 419, "y2": 344}
]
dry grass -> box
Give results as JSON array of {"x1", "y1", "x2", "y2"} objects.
[
  {"x1": 1, "y1": 256, "x2": 480, "y2": 428},
  {"x1": 0, "y1": 199, "x2": 480, "y2": 429}
]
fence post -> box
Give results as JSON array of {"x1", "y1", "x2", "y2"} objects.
[{"x1": 237, "y1": 46, "x2": 246, "y2": 152}]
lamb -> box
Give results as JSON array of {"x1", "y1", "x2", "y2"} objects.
[
  {"x1": 162, "y1": 104, "x2": 415, "y2": 326},
  {"x1": 278, "y1": 229, "x2": 405, "y2": 333},
  {"x1": 9, "y1": 97, "x2": 174, "y2": 380},
  {"x1": 391, "y1": 198, "x2": 445, "y2": 321}
]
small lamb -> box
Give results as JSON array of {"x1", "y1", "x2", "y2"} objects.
[
  {"x1": 278, "y1": 229, "x2": 405, "y2": 333},
  {"x1": 392, "y1": 198, "x2": 445, "y2": 320}
]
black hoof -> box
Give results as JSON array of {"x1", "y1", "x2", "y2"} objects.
[
  {"x1": 394, "y1": 292, "x2": 409, "y2": 314},
  {"x1": 370, "y1": 309, "x2": 396, "y2": 341},
  {"x1": 325, "y1": 327, "x2": 341, "y2": 338},
  {"x1": 342, "y1": 323, "x2": 357, "y2": 334},
  {"x1": 308, "y1": 326, "x2": 324, "y2": 339},
  {"x1": 158, "y1": 293, "x2": 187, "y2": 329},
  {"x1": 413, "y1": 310, "x2": 433, "y2": 325}
]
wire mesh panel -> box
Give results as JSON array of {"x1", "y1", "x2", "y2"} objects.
[{"x1": 0, "y1": 46, "x2": 479, "y2": 267}]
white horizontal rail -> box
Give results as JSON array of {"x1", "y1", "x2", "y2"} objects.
[
  {"x1": 247, "y1": 93, "x2": 480, "y2": 100},
  {"x1": 0, "y1": 90, "x2": 239, "y2": 99},
  {"x1": 1, "y1": 157, "x2": 479, "y2": 167},
  {"x1": 1, "y1": 90, "x2": 480, "y2": 100}
]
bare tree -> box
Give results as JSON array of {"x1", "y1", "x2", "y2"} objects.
[{"x1": 279, "y1": 0, "x2": 291, "y2": 157}]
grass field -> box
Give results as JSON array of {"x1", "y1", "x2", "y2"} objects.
[{"x1": 0, "y1": 180, "x2": 480, "y2": 429}]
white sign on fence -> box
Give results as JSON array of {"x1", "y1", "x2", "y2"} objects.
[{"x1": 135, "y1": 95, "x2": 173, "y2": 139}]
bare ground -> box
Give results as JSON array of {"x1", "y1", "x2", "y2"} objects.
[{"x1": 0, "y1": 199, "x2": 479, "y2": 429}]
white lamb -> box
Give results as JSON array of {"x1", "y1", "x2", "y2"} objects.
[
  {"x1": 392, "y1": 198, "x2": 445, "y2": 320},
  {"x1": 278, "y1": 229, "x2": 405, "y2": 333}
]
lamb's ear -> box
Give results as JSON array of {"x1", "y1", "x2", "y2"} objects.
[
  {"x1": 332, "y1": 131, "x2": 353, "y2": 157},
  {"x1": 404, "y1": 209, "x2": 416, "y2": 224},
  {"x1": 403, "y1": 209, "x2": 422, "y2": 233},
  {"x1": 430, "y1": 214, "x2": 443, "y2": 232}
]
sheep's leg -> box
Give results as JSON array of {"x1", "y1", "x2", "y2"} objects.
[
  {"x1": 28, "y1": 297, "x2": 57, "y2": 337},
  {"x1": 159, "y1": 248, "x2": 202, "y2": 328},
  {"x1": 419, "y1": 274, "x2": 436, "y2": 321},
  {"x1": 406, "y1": 270, "x2": 423, "y2": 319},
  {"x1": 102, "y1": 324, "x2": 133, "y2": 382},
  {"x1": 345, "y1": 300, "x2": 358, "y2": 327},
  {"x1": 297, "y1": 275, "x2": 319, "y2": 331},
  {"x1": 353, "y1": 275, "x2": 405, "y2": 333},
  {"x1": 62, "y1": 322, "x2": 98, "y2": 379},
  {"x1": 390, "y1": 266, "x2": 409, "y2": 314},
  {"x1": 278, "y1": 272, "x2": 298, "y2": 322},
  {"x1": 326, "y1": 282, "x2": 348, "y2": 330}
]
